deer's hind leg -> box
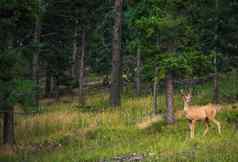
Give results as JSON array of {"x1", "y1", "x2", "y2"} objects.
[
  {"x1": 203, "y1": 118, "x2": 209, "y2": 136},
  {"x1": 211, "y1": 119, "x2": 221, "y2": 134}
]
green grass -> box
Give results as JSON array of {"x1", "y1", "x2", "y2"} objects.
[{"x1": 0, "y1": 73, "x2": 238, "y2": 162}]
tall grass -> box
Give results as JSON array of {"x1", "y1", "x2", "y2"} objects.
[{"x1": 0, "y1": 73, "x2": 238, "y2": 162}]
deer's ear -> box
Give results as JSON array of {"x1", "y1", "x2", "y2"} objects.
[
  {"x1": 180, "y1": 89, "x2": 184, "y2": 96},
  {"x1": 188, "y1": 88, "x2": 192, "y2": 95}
]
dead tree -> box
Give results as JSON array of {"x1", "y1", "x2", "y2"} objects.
[
  {"x1": 136, "y1": 47, "x2": 141, "y2": 96},
  {"x1": 32, "y1": 0, "x2": 41, "y2": 106},
  {"x1": 72, "y1": 19, "x2": 79, "y2": 81},
  {"x1": 79, "y1": 29, "x2": 86, "y2": 106},
  {"x1": 152, "y1": 67, "x2": 159, "y2": 114}
]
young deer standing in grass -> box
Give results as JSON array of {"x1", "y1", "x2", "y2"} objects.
[{"x1": 181, "y1": 90, "x2": 221, "y2": 138}]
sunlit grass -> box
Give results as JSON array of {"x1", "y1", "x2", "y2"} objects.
[{"x1": 0, "y1": 74, "x2": 238, "y2": 162}]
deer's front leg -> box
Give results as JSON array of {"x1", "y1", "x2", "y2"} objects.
[
  {"x1": 188, "y1": 120, "x2": 193, "y2": 138},
  {"x1": 190, "y1": 120, "x2": 196, "y2": 138}
]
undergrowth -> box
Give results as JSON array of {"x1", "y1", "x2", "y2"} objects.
[{"x1": 0, "y1": 73, "x2": 237, "y2": 162}]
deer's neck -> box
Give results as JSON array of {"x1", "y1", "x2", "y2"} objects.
[{"x1": 184, "y1": 102, "x2": 189, "y2": 111}]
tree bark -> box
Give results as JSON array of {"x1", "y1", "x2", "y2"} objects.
[
  {"x1": 45, "y1": 68, "x2": 50, "y2": 97},
  {"x1": 72, "y1": 19, "x2": 79, "y2": 81},
  {"x1": 136, "y1": 47, "x2": 141, "y2": 96},
  {"x1": 55, "y1": 76, "x2": 60, "y2": 100},
  {"x1": 79, "y1": 29, "x2": 86, "y2": 106},
  {"x1": 32, "y1": 2, "x2": 41, "y2": 83},
  {"x1": 165, "y1": 72, "x2": 175, "y2": 124},
  {"x1": 152, "y1": 67, "x2": 158, "y2": 114},
  {"x1": 50, "y1": 75, "x2": 55, "y2": 98},
  {"x1": 110, "y1": 0, "x2": 123, "y2": 107},
  {"x1": 32, "y1": 2, "x2": 41, "y2": 106},
  {"x1": 213, "y1": 72, "x2": 219, "y2": 104},
  {"x1": 213, "y1": 0, "x2": 219, "y2": 104},
  {"x1": 2, "y1": 32, "x2": 15, "y2": 145},
  {"x1": 3, "y1": 106, "x2": 15, "y2": 145}
]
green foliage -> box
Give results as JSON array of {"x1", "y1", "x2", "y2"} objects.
[
  {"x1": 0, "y1": 48, "x2": 26, "y2": 79},
  {"x1": 125, "y1": 0, "x2": 238, "y2": 82},
  {"x1": 7, "y1": 79, "x2": 37, "y2": 111},
  {"x1": 0, "y1": 0, "x2": 37, "y2": 28},
  {"x1": 126, "y1": 0, "x2": 213, "y2": 81},
  {"x1": 221, "y1": 111, "x2": 238, "y2": 124},
  {"x1": 142, "y1": 49, "x2": 214, "y2": 81},
  {"x1": 0, "y1": 46, "x2": 36, "y2": 111}
]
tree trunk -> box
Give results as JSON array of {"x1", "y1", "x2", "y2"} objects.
[
  {"x1": 213, "y1": 0, "x2": 219, "y2": 104},
  {"x1": 45, "y1": 66, "x2": 52, "y2": 97},
  {"x1": 72, "y1": 19, "x2": 79, "y2": 81},
  {"x1": 32, "y1": 3, "x2": 41, "y2": 106},
  {"x1": 55, "y1": 76, "x2": 60, "y2": 100},
  {"x1": 7, "y1": 31, "x2": 13, "y2": 49},
  {"x1": 50, "y1": 75, "x2": 55, "y2": 98},
  {"x1": 152, "y1": 67, "x2": 158, "y2": 114},
  {"x1": 32, "y1": 1, "x2": 41, "y2": 83},
  {"x1": 213, "y1": 72, "x2": 219, "y2": 104},
  {"x1": 3, "y1": 107, "x2": 15, "y2": 145},
  {"x1": 2, "y1": 32, "x2": 15, "y2": 145},
  {"x1": 110, "y1": 0, "x2": 123, "y2": 107},
  {"x1": 136, "y1": 47, "x2": 141, "y2": 96},
  {"x1": 79, "y1": 30, "x2": 86, "y2": 106},
  {"x1": 165, "y1": 72, "x2": 175, "y2": 124}
]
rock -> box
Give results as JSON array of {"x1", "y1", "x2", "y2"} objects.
[{"x1": 112, "y1": 154, "x2": 144, "y2": 161}]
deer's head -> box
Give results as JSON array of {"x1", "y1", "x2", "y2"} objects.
[{"x1": 180, "y1": 89, "x2": 192, "y2": 104}]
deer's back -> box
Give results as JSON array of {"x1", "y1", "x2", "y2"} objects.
[{"x1": 185, "y1": 104, "x2": 217, "y2": 120}]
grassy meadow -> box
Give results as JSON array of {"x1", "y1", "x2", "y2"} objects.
[{"x1": 0, "y1": 73, "x2": 238, "y2": 162}]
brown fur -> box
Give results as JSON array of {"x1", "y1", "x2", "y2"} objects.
[
  {"x1": 181, "y1": 91, "x2": 221, "y2": 138},
  {"x1": 185, "y1": 104, "x2": 218, "y2": 121}
]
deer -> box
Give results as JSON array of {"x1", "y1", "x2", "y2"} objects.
[{"x1": 180, "y1": 90, "x2": 221, "y2": 138}]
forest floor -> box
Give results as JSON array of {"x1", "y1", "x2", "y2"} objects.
[{"x1": 0, "y1": 76, "x2": 238, "y2": 162}]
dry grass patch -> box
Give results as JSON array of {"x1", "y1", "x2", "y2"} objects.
[
  {"x1": 0, "y1": 145, "x2": 16, "y2": 156},
  {"x1": 136, "y1": 114, "x2": 163, "y2": 129}
]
